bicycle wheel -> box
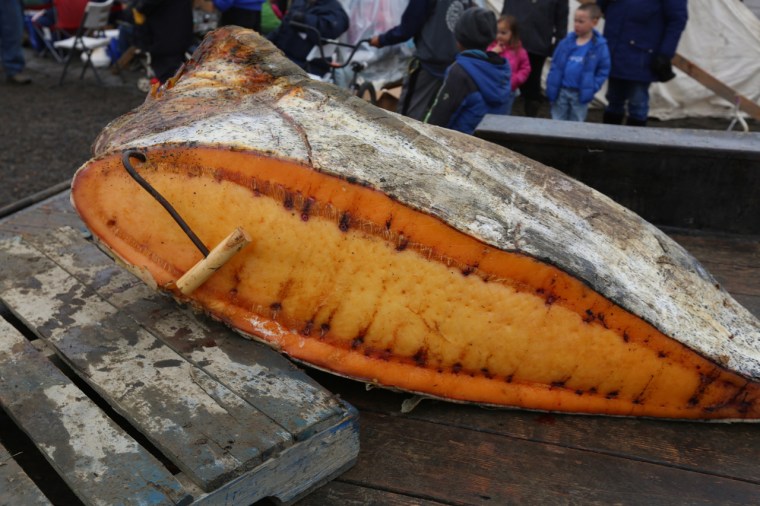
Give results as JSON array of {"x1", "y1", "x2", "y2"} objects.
[{"x1": 355, "y1": 82, "x2": 377, "y2": 105}]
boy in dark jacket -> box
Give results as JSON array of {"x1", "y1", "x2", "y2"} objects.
[
  {"x1": 426, "y1": 8, "x2": 511, "y2": 135},
  {"x1": 546, "y1": 3, "x2": 610, "y2": 122}
]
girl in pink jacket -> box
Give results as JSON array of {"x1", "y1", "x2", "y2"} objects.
[{"x1": 487, "y1": 15, "x2": 531, "y2": 114}]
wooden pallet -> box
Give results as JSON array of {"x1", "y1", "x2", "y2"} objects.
[{"x1": 0, "y1": 192, "x2": 359, "y2": 505}]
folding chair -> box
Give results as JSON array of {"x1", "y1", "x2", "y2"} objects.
[
  {"x1": 53, "y1": 0, "x2": 114, "y2": 85},
  {"x1": 23, "y1": 0, "x2": 59, "y2": 61},
  {"x1": 26, "y1": 0, "x2": 87, "y2": 63}
]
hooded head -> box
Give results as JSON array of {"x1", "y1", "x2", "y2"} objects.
[{"x1": 454, "y1": 7, "x2": 497, "y2": 51}]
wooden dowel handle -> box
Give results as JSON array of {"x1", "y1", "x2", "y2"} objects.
[{"x1": 176, "y1": 227, "x2": 251, "y2": 295}]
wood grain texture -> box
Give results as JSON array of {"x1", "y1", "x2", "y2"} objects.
[
  {"x1": 22, "y1": 225, "x2": 347, "y2": 440},
  {"x1": 295, "y1": 481, "x2": 446, "y2": 506},
  {"x1": 0, "y1": 318, "x2": 190, "y2": 505},
  {"x1": 0, "y1": 196, "x2": 360, "y2": 503},
  {"x1": 0, "y1": 441, "x2": 51, "y2": 506},
  {"x1": 311, "y1": 370, "x2": 760, "y2": 486},
  {"x1": 192, "y1": 413, "x2": 358, "y2": 505},
  {"x1": 337, "y1": 412, "x2": 760, "y2": 505},
  {"x1": 0, "y1": 238, "x2": 294, "y2": 491}
]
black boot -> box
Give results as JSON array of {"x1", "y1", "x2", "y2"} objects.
[
  {"x1": 524, "y1": 99, "x2": 540, "y2": 118},
  {"x1": 602, "y1": 111, "x2": 624, "y2": 124},
  {"x1": 626, "y1": 117, "x2": 648, "y2": 127}
]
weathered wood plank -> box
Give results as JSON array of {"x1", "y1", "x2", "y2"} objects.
[
  {"x1": 0, "y1": 237, "x2": 292, "y2": 492},
  {"x1": 192, "y1": 411, "x2": 359, "y2": 505},
  {"x1": 16, "y1": 225, "x2": 347, "y2": 440},
  {"x1": 340, "y1": 411, "x2": 760, "y2": 505},
  {"x1": 687, "y1": 261, "x2": 760, "y2": 298},
  {"x1": 0, "y1": 192, "x2": 81, "y2": 236},
  {"x1": 672, "y1": 54, "x2": 760, "y2": 121},
  {"x1": 732, "y1": 294, "x2": 760, "y2": 320},
  {"x1": 668, "y1": 230, "x2": 760, "y2": 297},
  {"x1": 0, "y1": 441, "x2": 51, "y2": 506},
  {"x1": 669, "y1": 232, "x2": 760, "y2": 267},
  {"x1": 295, "y1": 481, "x2": 447, "y2": 506},
  {"x1": 311, "y1": 370, "x2": 760, "y2": 487},
  {"x1": 0, "y1": 317, "x2": 191, "y2": 506}
]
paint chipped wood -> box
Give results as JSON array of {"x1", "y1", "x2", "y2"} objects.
[
  {"x1": 0, "y1": 318, "x2": 190, "y2": 505},
  {"x1": 0, "y1": 441, "x2": 51, "y2": 506},
  {"x1": 0, "y1": 192, "x2": 359, "y2": 504}
]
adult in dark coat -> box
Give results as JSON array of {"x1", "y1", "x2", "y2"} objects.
[
  {"x1": 133, "y1": 0, "x2": 194, "y2": 82},
  {"x1": 501, "y1": 0, "x2": 567, "y2": 117},
  {"x1": 267, "y1": 0, "x2": 349, "y2": 76},
  {"x1": 597, "y1": 0, "x2": 688, "y2": 126},
  {"x1": 370, "y1": 0, "x2": 473, "y2": 121},
  {"x1": 1, "y1": 0, "x2": 32, "y2": 83}
]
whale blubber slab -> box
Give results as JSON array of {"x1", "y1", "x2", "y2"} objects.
[{"x1": 72, "y1": 147, "x2": 760, "y2": 420}]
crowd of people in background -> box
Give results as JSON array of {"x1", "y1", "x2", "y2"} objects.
[{"x1": 1, "y1": 0, "x2": 689, "y2": 132}]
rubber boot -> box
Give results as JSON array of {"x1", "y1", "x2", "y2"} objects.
[
  {"x1": 626, "y1": 117, "x2": 648, "y2": 127},
  {"x1": 602, "y1": 111, "x2": 624, "y2": 125},
  {"x1": 524, "y1": 99, "x2": 541, "y2": 118}
]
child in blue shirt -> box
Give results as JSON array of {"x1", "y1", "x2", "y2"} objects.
[{"x1": 546, "y1": 3, "x2": 610, "y2": 122}]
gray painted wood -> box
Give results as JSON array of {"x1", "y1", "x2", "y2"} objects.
[
  {"x1": 192, "y1": 411, "x2": 359, "y2": 505},
  {"x1": 0, "y1": 193, "x2": 360, "y2": 503},
  {"x1": 0, "y1": 237, "x2": 292, "y2": 492},
  {"x1": 0, "y1": 441, "x2": 51, "y2": 506},
  {"x1": 24, "y1": 225, "x2": 346, "y2": 440},
  {"x1": 0, "y1": 318, "x2": 190, "y2": 506}
]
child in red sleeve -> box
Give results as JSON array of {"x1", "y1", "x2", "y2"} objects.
[{"x1": 487, "y1": 15, "x2": 531, "y2": 114}]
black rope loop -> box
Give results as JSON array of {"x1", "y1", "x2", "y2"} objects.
[{"x1": 121, "y1": 149, "x2": 210, "y2": 257}]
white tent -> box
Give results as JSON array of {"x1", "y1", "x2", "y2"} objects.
[{"x1": 488, "y1": 0, "x2": 760, "y2": 119}]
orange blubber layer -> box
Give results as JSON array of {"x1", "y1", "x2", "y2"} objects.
[{"x1": 72, "y1": 147, "x2": 760, "y2": 420}]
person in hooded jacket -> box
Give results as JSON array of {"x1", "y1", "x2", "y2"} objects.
[{"x1": 426, "y1": 8, "x2": 511, "y2": 135}]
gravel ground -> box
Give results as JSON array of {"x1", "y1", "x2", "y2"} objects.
[
  {"x1": 1, "y1": 48, "x2": 146, "y2": 213},
  {"x1": 1, "y1": 45, "x2": 757, "y2": 214}
]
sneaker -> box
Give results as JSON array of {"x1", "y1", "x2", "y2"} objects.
[
  {"x1": 7, "y1": 72, "x2": 32, "y2": 85},
  {"x1": 115, "y1": 46, "x2": 137, "y2": 71}
]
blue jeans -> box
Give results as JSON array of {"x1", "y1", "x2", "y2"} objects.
[
  {"x1": 0, "y1": 0, "x2": 26, "y2": 76},
  {"x1": 503, "y1": 90, "x2": 517, "y2": 115},
  {"x1": 550, "y1": 88, "x2": 588, "y2": 122},
  {"x1": 605, "y1": 77, "x2": 650, "y2": 122}
]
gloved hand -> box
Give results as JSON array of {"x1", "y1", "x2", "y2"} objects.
[
  {"x1": 651, "y1": 54, "x2": 676, "y2": 82},
  {"x1": 132, "y1": 8, "x2": 146, "y2": 25}
]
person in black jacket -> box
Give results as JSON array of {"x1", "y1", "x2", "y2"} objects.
[
  {"x1": 132, "y1": 0, "x2": 194, "y2": 82},
  {"x1": 501, "y1": 0, "x2": 567, "y2": 117},
  {"x1": 267, "y1": 0, "x2": 349, "y2": 76},
  {"x1": 370, "y1": 0, "x2": 473, "y2": 121}
]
